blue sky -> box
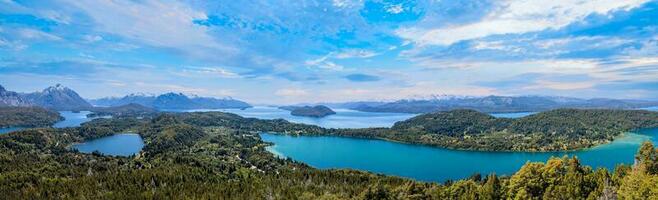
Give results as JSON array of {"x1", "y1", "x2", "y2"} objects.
[{"x1": 0, "y1": 0, "x2": 657, "y2": 104}]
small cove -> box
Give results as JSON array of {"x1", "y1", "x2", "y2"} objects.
[{"x1": 72, "y1": 133, "x2": 144, "y2": 156}]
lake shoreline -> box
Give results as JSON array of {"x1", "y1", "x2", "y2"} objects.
[
  {"x1": 262, "y1": 131, "x2": 636, "y2": 153},
  {"x1": 260, "y1": 130, "x2": 657, "y2": 182}
]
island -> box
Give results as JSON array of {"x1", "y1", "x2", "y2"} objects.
[
  {"x1": 87, "y1": 103, "x2": 158, "y2": 118},
  {"x1": 0, "y1": 106, "x2": 63, "y2": 128},
  {"x1": 284, "y1": 105, "x2": 336, "y2": 118},
  {"x1": 1, "y1": 111, "x2": 657, "y2": 199}
]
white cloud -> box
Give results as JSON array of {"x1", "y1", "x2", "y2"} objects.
[
  {"x1": 183, "y1": 66, "x2": 241, "y2": 78},
  {"x1": 304, "y1": 55, "x2": 345, "y2": 71},
  {"x1": 623, "y1": 38, "x2": 658, "y2": 57},
  {"x1": 526, "y1": 80, "x2": 595, "y2": 90},
  {"x1": 63, "y1": 0, "x2": 236, "y2": 57},
  {"x1": 82, "y1": 35, "x2": 103, "y2": 43},
  {"x1": 18, "y1": 28, "x2": 61, "y2": 40},
  {"x1": 386, "y1": 4, "x2": 404, "y2": 14},
  {"x1": 275, "y1": 88, "x2": 309, "y2": 97},
  {"x1": 332, "y1": 0, "x2": 363, "y2": 9},
  {"x1": 0, "y1": 28, "x2": 60, "y2": 50},
  {"x1": 397, "y1": 0, "x2": 649, "y2": 46},
  {"x1": 133, "y1": 82, "x2": 209, "y2": 94},
  {"x1": 333, "y1": 49, "x2": 379, "y2": 59}
]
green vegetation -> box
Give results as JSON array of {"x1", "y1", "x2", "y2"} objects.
[
  {"x1": 0, "y1": 106, "x2": 63, "y2": 128},
  {"x1": 288, "y1": 105, "x2": 337, "y2": 118},
  {"x1": 87, "y1": 103, "x2": 158, "y2": 118},
  {"x1": 322, "y1": 109, "x2": 658, "y2": 151},
  {"x1": 1, "y1": 112, "x2": 658, "y2": 199}
]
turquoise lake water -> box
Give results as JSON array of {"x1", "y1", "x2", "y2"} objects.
[
  {"x1": 3, "y1": 107, "x2": 658, "y2": 181},
  {"x1": 72, "y1": 133, "x2": 144, "y2": 156},
  {"x1": 262, "y1": 128, "x2": 658, "y2": 182},
  {"x1": 490, "y1": 112, "x2": 537, "y2": 118}
]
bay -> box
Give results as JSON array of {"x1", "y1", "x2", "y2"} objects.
[{"x1": 262, "y1": 128, "x2": 658, "y2": 182}]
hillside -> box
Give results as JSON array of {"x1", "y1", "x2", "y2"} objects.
[
  {"x1": 279, "y1": 105, "x2": 337, "y2": 118},
  {"x1": 88, "y1": 103, "x2": 158, "y2": 118},
  {"x1": 1, "y1": 112, "x2": 657, "y2": 199},
  {"x1": 290, "y1": 105, "x2": 336, "y2": 118},
  {"x1": 321, "y1": 109, "x2": 658, "y2": 151},
  {"x1": 0, "y1": 106, "x2": 63, "y2": 128}
]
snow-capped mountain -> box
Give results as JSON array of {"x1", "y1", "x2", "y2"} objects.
[{"x1": 22, "y1": 84, "x2": 93, "y2": 110}]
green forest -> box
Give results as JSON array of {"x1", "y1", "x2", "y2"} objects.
[
  {"x1": 1, "y1": 111, "x2": 658, "y2": 199},
  {"x1": 313, "y1": 109, "x2": 658, "y2": 152},
  {"x1": 0, "y1": 106, "x2": 63, "y2": 128}
]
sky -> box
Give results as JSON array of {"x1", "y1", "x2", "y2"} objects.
[{"x1": 0, "y1": 0, "x2": 657, "y2": 104}]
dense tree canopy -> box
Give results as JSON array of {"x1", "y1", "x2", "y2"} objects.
[
  {"x1": 321, "y1": 109, "x2": 658, "y2": 151},
  {"x1": 0, "y1": 106, "x2": 63, "y2": 128},
  {"x1": 1, "y1": 111, "x2": 658, "y2": 199}
]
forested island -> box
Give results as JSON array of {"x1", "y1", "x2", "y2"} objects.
[
  {"x1": 286, "y1": 105, "x2": 336, "y2": 118},
  {"x1": 0, "y1": 106, "x2": 63, "y2": 128},
  {"x1": 1, "y1": 111, "x2": 657, "y2": 199},
  {"x1": 87, "y1": 103, "x2": 159, "y2": 118}
]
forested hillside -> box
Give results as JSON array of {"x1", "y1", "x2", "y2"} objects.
[
  {"x1": 322, "y1": 109, "x2": 658, "y2": 151},
  {"x1": 1, "y1": 112, "x2": 657, "y2": 199},
  {"x1": 0, "y1": 106, "x2": 63, "y2": 128}
]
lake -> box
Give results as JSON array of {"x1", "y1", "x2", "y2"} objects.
[
  {"x1": 0, "y1": 127, "x2": 25, "y2": 134},
  {"x1": 0, "y1": 111, "x2": 95, "y2": 134},
  {"x1": 168, "y1": 106, "x2": 418, "y2": 128},
  {"x1": 164, "y1": 107, "x2": 580, "y2": 128},
  {"x1": 261, "y1": 127, "x2": 658, "y2": 182},
  {"x1": 642, "y1": 106, "x2": 658, "y2": 111},
  {"x1": 54, "y1": 111, "x2": 95, "y2": 128},
  {"x1": 490, "y1": 112, "x2": 537, "y2": 118},
  {"x1": 73, "y1": 133, "x2": 144, "y2": 156}
]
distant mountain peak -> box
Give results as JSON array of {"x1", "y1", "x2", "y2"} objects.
[
  {"x1": 25, "y1": 84, "x2": 92, "y2": 110},
  {"x1": 126, "y1": 92, "x2": 155, "y2": 97},
  {"x1": 405, "y1": 94, "x2": 475, "y2": 101},
  {"x1": 44, "y1": 83, "x2": 71, "y2": 93}
]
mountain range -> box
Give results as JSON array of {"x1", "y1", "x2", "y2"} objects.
[
  {"x1": 0, "y1": 85, "x2": 32, "y2": 107},
  {"x1": 90, "y1": 92, "x2": 251, "y2": 110},
  {"x1": 0, "y1": 84, "x2": 92, "y2": 110},
  {"x1": 348, "y1": 95, "x2": 658, "y2": 113},
  {"x1": 0, "y1": 84, "x2": 252, "y2": 111}
]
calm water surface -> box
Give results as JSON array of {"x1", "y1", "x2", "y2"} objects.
[
  {"x1": 641, "y1": 106, "x2": 658, "y2": 111},
  {"x1": 1, "y1": 111, "x2": 95, "y2": 134},
  {"x1": 262, "y1": 128, "x2": 658, "y2": 182},
  {"x1": 54, "y1": 111, "x2": 95, "y2": 128},
  {"x1": 169, "y1": 106, "x2": 417, "y2": 128},
  {"x1": 0, "y1": 127, "x2": 25, "y2": 134},
  {"x1": 490, "y1": 112, "x2": 537, "y2": 118},
  {"x1": 73, "y1": 133, "x2": 144, "y2": 156}
]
